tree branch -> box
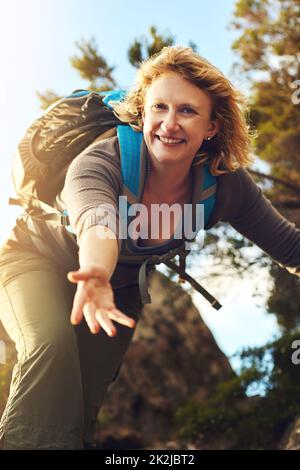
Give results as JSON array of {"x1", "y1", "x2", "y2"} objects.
[{"x1": 248, "y1": 169, "x2": 300, "y2": 196}]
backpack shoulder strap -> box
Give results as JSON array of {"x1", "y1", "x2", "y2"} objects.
[
  {"x1": 199, "y1": 162, "x2": 217, "y2": 228},
  {"x1": 101, "y1": 91, "x2": 143, "y2": 198},
  {"x1": 117, "y1": 125, "x2": 143, "y2": 196}
]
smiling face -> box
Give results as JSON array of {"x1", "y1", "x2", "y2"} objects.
[{"x1": 142, "y1": 72, "x2": 219, "y2": 167}]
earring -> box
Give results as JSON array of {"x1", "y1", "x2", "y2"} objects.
[{"x1": 206, "y1": 136, "x2": 212, "y2": 141}]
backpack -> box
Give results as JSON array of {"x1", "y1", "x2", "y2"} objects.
[{"x1": 8, "y1": 89, "x2": 221, "y2": 309}]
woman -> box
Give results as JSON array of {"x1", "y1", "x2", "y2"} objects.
[{"x1": 0, "y1": 46, "x2": 299, "y2": 449}]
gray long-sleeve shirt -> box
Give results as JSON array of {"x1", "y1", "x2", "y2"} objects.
[{"x1": 61, "y1": 135, "x2": 300, "y2": 288}]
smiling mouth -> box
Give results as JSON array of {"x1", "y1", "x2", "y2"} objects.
[{"x1": 155, "y1": 135, "x2": 186, "y2": 144}]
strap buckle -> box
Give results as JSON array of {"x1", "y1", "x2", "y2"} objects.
[{"x1": 60, "y1": 211, "x2": 70, "y2": 226}]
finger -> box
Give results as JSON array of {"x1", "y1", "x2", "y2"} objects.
[
  {"x1": 95, "y1": 310, "x2": 117, "y2": 337},
  {"x1": 107, "y1": 309, "x2": 136, "y2": 329},
  {"x1": 83, "y1": 302, "x2": 100, "y2": 334},
  {"x1": 70, "y1": 284, "x2": 86, "y2": 325},
  {"x1": 67, "y1": 268, "x2": 108, "y2": 284}
]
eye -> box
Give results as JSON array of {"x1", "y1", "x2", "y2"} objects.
[
  {"x1": 180, "y1": 107, "x2": 195, "y2": 114},
  {"x1": 152, "y1": 103, "x2": 166, "y2": 110},
  {"x1": 152, "y1": 103, "x2": 196, "y2": 114}
]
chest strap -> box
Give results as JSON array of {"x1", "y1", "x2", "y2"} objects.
[{"x1": 137, "y1": 247, "x2": 222, "y2": 310}]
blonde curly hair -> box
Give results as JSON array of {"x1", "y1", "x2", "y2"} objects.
[{"x1": 110, "y1": 45, "x2": 255, "y2": 175}]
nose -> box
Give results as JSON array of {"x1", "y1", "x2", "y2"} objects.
[{"x1": 161, "y1": 110, "x2": 180, "y2": 134}]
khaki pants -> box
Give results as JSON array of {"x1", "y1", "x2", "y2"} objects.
[{"x1": 0, "y1": 234, "x2": 143, "y2": 449}]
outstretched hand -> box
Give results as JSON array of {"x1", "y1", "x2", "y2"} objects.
[{"x1": 67, "y1": 266, "x2": 136, "y2": 336}]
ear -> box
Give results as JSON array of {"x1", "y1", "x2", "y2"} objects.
[{"x1": 206, "y1": 118, "x2": 222, "y2": 139}]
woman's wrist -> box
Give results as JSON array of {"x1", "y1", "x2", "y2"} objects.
[
  {"x1": 78, "y1": 264, "x2": 110, "y2": 283},
  {"x1": 78, "y1": 226, "x2": 119, "y2": 281}
]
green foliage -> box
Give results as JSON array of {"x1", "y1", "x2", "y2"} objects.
[
  {"x1": 267, "y1": 263, "x2": 300, "y2": 330},
  {"x1": 36, "y1": 89, "x2": 62, "y2": 111},
  {"x1": 175, "y1": 331, "x2": 300, "y2": 449},
  {"x1": 221, "y1": 0, "x2": 300, "y2": 330},
  {"x1": 128, "y1": 26, "x2": 175, "y2": 68},
  {"x1": 231, "y1": 0, "x2": 300, "y2": 188},
  {"x1": 232, "y1": 0, "x2": 300, "y2": 72},
  {"x1": 96, "y1": 409, "x2": 111, "y2": 431},
  {"x1": 128, "y1": 26, "x2": 198, "y2": 68},
  {"x1": 70, "y1": 36, "x2": 116, "y2": 90}
]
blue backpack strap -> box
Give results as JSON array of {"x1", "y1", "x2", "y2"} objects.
[
  {"x1": 201, "y1": 163, "x2": 217, "y2": 228},
  {"x1": 100, "y1": 90, "x2": 144, "y2": 196},
  {"x1": 116, "y1": 126, "x2": 143, "y2": 197}
]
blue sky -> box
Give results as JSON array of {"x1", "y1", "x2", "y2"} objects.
[{"x1": 0, "y1": 0, "x2": 280, "y2": 367}]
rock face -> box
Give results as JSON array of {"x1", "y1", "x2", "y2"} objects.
[
  {"x1": 279, "y1": 414, "x2": 300, "y2": 450},
  {"x1": 97, "y1": 270, "x2": 234, "y2": 448}
]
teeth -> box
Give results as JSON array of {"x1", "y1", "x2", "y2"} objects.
[{"x1": 158, "y1": 136, "x2": 184, "y2": 144}]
